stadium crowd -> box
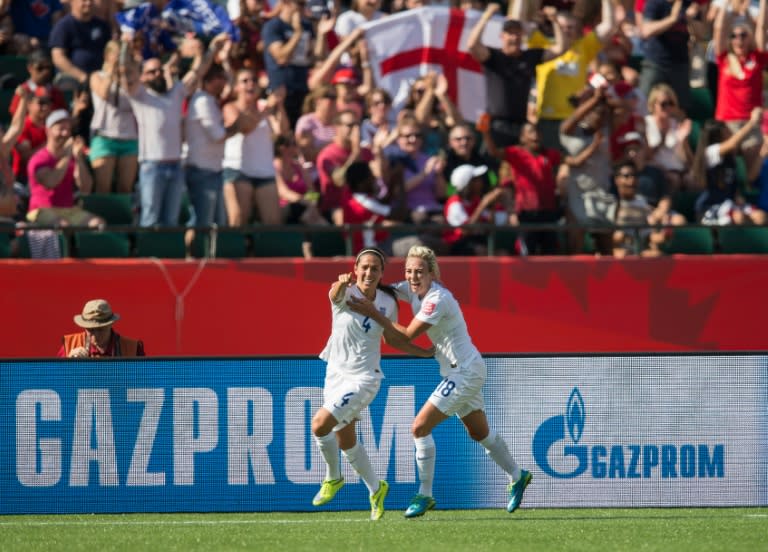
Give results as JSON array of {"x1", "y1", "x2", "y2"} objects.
[{"x1": 0, "y1": 0, "x2": 767, "y2": 258}]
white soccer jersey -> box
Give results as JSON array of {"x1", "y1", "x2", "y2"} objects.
[
  {"x1": 393, "y1": 281, "x2": 483, "y2": 377},
  {"x1": 319, "y1": 284, "x2": 397, "y2": 381}
]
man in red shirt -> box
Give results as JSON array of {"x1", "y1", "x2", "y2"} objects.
[{"x1": 503, "y1": 121, "x2": 562, "y2": 254}]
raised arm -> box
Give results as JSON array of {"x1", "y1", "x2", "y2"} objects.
[
  {"x1": 0, "y1": 87, "x2": 30, "y2": 157},
  {"x1": 641, "y1": 0, "x2": 683, "y2": 39},
  {"x1": 468, "y1": 3, "x2": 500, "y2": 64},
  {"x1": 307, "y1": 27, "x2": 364, "y2": 90},
  {"x1": 757, "y1": 0, "x2": 766, "y2": 51},
  {"x1": 182, "y1": 33, "x2": 230, "y2": 96},
  {"x1": 718, "y1": 108, "x2": 763, "y2": 156},
  {"x1": 594, "y1": 0, "x2": 617, "y2": 44}
]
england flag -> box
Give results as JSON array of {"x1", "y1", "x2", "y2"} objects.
[{"x1": 362, "y1": 7, "x2": 503, "y2": 122}]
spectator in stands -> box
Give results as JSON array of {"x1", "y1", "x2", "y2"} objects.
[
  {"x1": 4, "y1": 0, "x2": 64, "y2": 53},
  {"x1": 390, "y1": 116, "x2": 447, "y2": 224},
  {"x1": 712, "y1": 0, "x2": 767, "y2": 183},
  {"x1": 316, "y1": 109, "x2": 383, "y2": 222},
  {"x1": 401, "y1": 72, "x2": 460, "y2": 156},
  {"x1": 295, "y1": 84, "x2": 337, "y2": 166},
  {"x1": 444, "y1": 164, "x2": 506, "y2": 256},
  {"x1": 49, "y1": 0, "x2": 111, "y2": 86},
  {"x1": 502, "y1": 121, "x2": 562, "y2": 254},
  {"x1": 644, "y1": 83, "x2": 693, "y2": 193},
  {"x1": 25, "y1": 108, "x2": 104, "y2": 229},
  {"x1": 692, "y1": 107, "x2": 767, "y2": 225},
  {"x1": 222, "y1": 67, "x2": 289, "y2": 226},
  {"x1": 531, "y1": 0, "x2": 616, "y2": 152},
  {"x1": 360, "y1": 88, "x2": 395, "y2": 150},
  {"x1": 273, "y1": 134, "x2": 327, "y2": 225},
  {"x1": 121, "y1": 33, "x2": 228, "y2": 227},
  {"x1": 185, "y1": 63, "x2": 243, "y2": 235},
  {"x1": 560, "y1": 84, "x2": 616, "y2": 255},
  {"x1": 443, "y1": 122, "x2": 497, "y2": 196},
  {"x1": 263, "y1": 0, "x2": 318, "y2": 126},
  {"x1": 12, "y1": 87, "x2": 52, "y2": 185},
  {"x1": 59, "y1": 298, "x2": 145, "y2": 358},
  {"x1": 340, "y1": 160, "x2": 423, "y2": 256},
  {"x1": 639, "y1": 0, "x2": 707, "y2": 113},
  {"x1": 230, "y1": 0, "x2": 268, "y2": 73},
  {"x1": 467, "y1": 2, "x2": 562, "y2": 149},
  {"x1": 307, "y1": 27, "x2": 372, "y2": 120},
  {"x1": 8, "y1": 49, "x2": 67, "y2": 116},
  {"x1": 617, "y1": 130, "x2": 687, "y2": 226},
  {"x1": 89, "y1": 40, "x2": 139, "y2": 194},
  {"x1": 612, "y1": 160, "x2": 668, "y2": 257}
]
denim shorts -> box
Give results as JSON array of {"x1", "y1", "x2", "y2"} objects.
[{"x1": 223, "y1": 168, "x2": 275, "y2": 189}]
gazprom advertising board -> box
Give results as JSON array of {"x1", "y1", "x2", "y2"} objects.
[{"x1": 1, "y1": 355, "x2": 765, "y2": 513}]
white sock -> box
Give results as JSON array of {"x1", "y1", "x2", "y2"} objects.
[
  {"x1": 342, "y1": 442, "x2": 379, "y2": 494},
  {"x1": 480, "y1": 429, "x2": 521, "y2": 482},
  {"x1": 314, "y1": 432, "x2": 341, "y2": 481},
  {"x1": 414, "y1": 435, "x2": 436, "y2": 497}
]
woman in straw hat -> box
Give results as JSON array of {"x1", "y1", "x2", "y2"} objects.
[{"x1": 58, "y1": 299, "x2": 145, "y2": 358}]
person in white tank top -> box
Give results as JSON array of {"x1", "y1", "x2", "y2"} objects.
[
  {"x1": 347, "y1": 245, "x2": 532, "y2": 518},
  {"x1": 311, "y1": 247, "x2": 435, "y2": 520},
  {"x1": 221, "y1": 68, "x2": 289, "y2": 227}
]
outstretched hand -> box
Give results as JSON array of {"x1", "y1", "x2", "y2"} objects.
[{"x1": 346, "y1": 294, "x2": 377, "y2": 317}]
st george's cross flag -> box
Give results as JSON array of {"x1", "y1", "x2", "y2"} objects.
[{"x1": 362, "y1": 7, "x2": 503, "y2": 122}]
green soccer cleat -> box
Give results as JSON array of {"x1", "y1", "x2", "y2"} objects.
[
  {"x1": 404, "y1": 494, "x2": 436, "y2": 518},
  {"x1": 312, "y1": 477, "x2": 345, "y2": 506},
  {"x1": 507, "y1": 469, "x2": 532, "y2": 513},
  {"x1": 369, "y1": 480, "x2": 389, "y2": 520}
]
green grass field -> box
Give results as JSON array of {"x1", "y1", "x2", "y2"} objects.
[{"x1": 1, "y1": 508, "x2": 766, "y2": 552}]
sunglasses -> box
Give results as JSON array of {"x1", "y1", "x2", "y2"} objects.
[
  {"x1": 143, "y1": 67, "x2": 162, "y2": 75},
  {"x1": 371, "y1": 99, "x2": 389, "y2": 106},
  {"x1": 617, "y1": 172, "x2": 636, "y2": 178},
  {"x1": 33, "y1": 64, "x2": 53, "y2": 71},
  {"x1": 659, "y1": 100, "x2": 675, "y2": 109},
  {"x1": 451, "y1": 135, "x2": 473, "y2": 142},
  {"x1": 731, "y1": 31, "x2": 749, "y2": 39},
  {"x1": 401, "y1": 132, "x2": 422, "y2": 139},
  {"x1": 36, "y1": 98, "x2": 53, "y2": 105}
]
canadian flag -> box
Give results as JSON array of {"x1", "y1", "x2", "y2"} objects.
[{"x1": 362, "y1": 7, "x2": 503, "y2": 122}]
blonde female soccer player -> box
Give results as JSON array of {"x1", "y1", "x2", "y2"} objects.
[
  {"x1": 311, "y1": 247, "x2": 435, "y2": 520},
  {"x1": 347, "y1": 245, "x2": 531, "y2": 518}
]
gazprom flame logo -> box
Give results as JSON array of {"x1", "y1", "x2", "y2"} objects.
[
  {"x1": 532, "y1": 387, "x2": 725, "y2": 480},
  {"x1": 533, "y1": 387, "x2": 588, "y2": 478}
]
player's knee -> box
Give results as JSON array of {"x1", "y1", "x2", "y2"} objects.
[
  {"x1": 311, "y1": 414, "x2": 331, "y2": 437},
  {"x1": 411, "y1": 421, "x2": 430, "y2": 439},
  {"x1": 466, "y1": 427, "x2": 488, "y2": 442}
]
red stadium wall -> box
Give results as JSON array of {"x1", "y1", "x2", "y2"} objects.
[{"x1": 1, "y1": 256, "x2": 765, "y2": 358}]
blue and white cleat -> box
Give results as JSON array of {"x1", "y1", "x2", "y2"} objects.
[
  {"x1": 404, "y1": 494, "x2": 436, "y2": 518},
  {"x1": 506, "y1": 469, "x2": 532, "y2": 513}
]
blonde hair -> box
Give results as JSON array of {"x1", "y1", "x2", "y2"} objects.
[
  {"x1": 407, "y1": 245, "x2": 441, "y2": 280},
  {"x1": 646, "y1": 83, "x2": 678, "y2": 113}
]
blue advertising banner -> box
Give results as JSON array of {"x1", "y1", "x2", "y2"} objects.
[
  {"x1": 2, "y1": 355, "x2": 766, "y2": 514},
  {"x1": 0, "y1": 357, "x2": 487, "y2": 514}
]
